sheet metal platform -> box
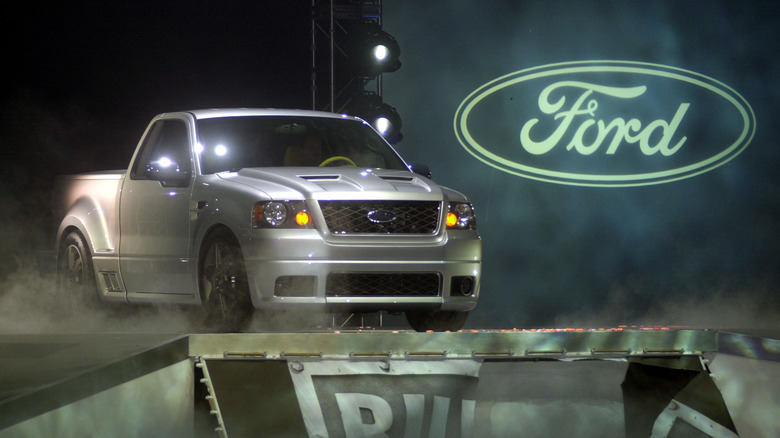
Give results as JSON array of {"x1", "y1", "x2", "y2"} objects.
[{"x1": 0, "y1": 329, "x2": 778, "y2": 437}]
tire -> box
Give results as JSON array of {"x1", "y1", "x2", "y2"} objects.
[
  {"x1": 198, "y1": 229, "x2": 253, "y2": 332},
  {"x1": 406, "y1": 310, "x2": 469, "y2": 332},
  {"x1": 57, "y1": 231, "x2": 99, "y2": 310}
]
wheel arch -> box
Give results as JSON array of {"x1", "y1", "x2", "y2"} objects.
[
  {"x1": 196, "y1": 224, "x2": 242, "y2": 265},
  {"x1": 55, "y1": 196, "x2": 115, "y2": 256}
]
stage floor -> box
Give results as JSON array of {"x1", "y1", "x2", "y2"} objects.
[{"x1": 1, "y1": 328, "x2": 778, "y2": 437}]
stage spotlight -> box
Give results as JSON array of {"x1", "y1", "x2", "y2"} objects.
[
  {"x1": 351, "y1": 25, "x2": 401, "y2": 76},
  {"x1": 372, "y1": 44, "x2": 389, "y2": 62},
  {"x1": 360, "y1": 100, "x2": 403, "y2": 144},
  {"x1": 372, "y1": 106, "x2": 402, "y2": 142}
]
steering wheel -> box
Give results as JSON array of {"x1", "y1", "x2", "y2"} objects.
[{"x1": 319, "y1": 156, "x2": 357, "y2": 167}]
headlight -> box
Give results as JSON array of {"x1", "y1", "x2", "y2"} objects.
[
  {"x1": 446, "y1": 202, "x2": 476, "y2": 230},
  {"x1": 263, "y1": 202, "x2": 287, "y2": 226},
  {"x1": 253, "y1": 201, "x2": 314, "y2": 228}
]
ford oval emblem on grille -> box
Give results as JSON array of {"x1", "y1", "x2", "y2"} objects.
[{"x1": 367, "y1": 209, "x2": 397, "y2": 224}]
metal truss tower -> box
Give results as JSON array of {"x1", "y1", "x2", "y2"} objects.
[{"x1": 310, "y1": 0, "x2": 384, "y2": 113}]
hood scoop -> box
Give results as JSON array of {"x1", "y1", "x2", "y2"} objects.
[
  {"x1": 378, "y1": 175, "x2": 415, "y2": 183},
  {"x1": 298, "y1": 173, "x2": 362, "y2": 191},
  {"x1": 299, "y1": 174, "x2": 340, "y2": 182},
  {"x1": 293, "y1": 171, "x2": 431, "y2": 193}
]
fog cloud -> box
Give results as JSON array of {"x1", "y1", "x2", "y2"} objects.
[
  {"x1": 552, "y1": 275, "x2": 780, "y2": 330},
  {"x1": 3, "y1": 0, "x2": 780, "y2": 336}
]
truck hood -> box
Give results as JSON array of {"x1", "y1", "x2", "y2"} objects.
[{"x1": 217, "y1": 167, "x2": 459, "y2": 201}]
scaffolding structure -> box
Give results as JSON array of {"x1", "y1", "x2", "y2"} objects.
[{"x1": 310, "y1": 0, "x2": 384, "y2": 113}]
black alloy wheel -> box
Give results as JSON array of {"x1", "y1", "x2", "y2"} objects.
[
  {"x1": 198, "y1": 228, "x2": 253, "y2": 332},
  {"x1": 58, "y1": 231, "x2": 99, "y2": 309}
]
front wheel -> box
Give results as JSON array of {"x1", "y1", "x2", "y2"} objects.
[
  {"x1": 198, "y1": 229, "x2": 253, "y2": 332},
  {"x1": 406, "y1": 310, "x2": 469, "y2": 332}
]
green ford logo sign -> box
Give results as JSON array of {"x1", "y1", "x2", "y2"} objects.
[{"x1": 454, "y1": 61, "x2": 756, "y2": 187}]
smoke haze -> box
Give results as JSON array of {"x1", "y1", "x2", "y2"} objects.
[
  {"x1": 2, "y1": 1, "x2": 779, "y2": 334},
  {"x1": 385, "y1": 1, "x2": 780, "y2": 329}
]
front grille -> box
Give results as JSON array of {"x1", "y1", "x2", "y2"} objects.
[
  {"x1": 326, "y1": 273, "x2": 441, "y2": 297},
  {"x1": 318, "y1": 201, "x2": 440, "y2": 234}
]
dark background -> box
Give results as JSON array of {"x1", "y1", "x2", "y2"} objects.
[{"x1": 2, "y1": 1, "x2": 778, "y2": 329}]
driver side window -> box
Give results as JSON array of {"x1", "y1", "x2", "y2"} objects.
[{"x1": 132, "y1": 120, "x2": 191, "y2": 180}]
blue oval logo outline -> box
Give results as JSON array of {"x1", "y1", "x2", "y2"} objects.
[
  {"x1": 454, "y1": 60, "x2": 756, "y2": 187},
  {"x1": 367, "y1": 209, "x2": 397, "y2": 224}
]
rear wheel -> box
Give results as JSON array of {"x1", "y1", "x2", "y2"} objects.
[
  {"x1": 57, "y1": 231, "x2": 99, "y2": 310},
  {"x1": 198, "y1": 229, "x2": 253, "y2": 332},
  {"x1": 406, "y1": 310, "x2": 469, "y2": 332}
]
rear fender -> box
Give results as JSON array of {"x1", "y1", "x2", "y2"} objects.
[{"x1": 56, "y1": 196, "x2": 114, "y2": 256}]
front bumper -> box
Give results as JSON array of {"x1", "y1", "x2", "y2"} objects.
[{"x1": 242, "y1": 228, "x2": 481, "y2": 312}]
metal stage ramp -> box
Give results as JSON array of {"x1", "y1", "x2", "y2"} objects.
[{"x1": 0, "y1": 328, "x2": 778, "y2": 437}]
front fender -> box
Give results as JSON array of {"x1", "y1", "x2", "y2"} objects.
[
  {"x1": 190, "y1": 195, "x2": 253, "y2": 258},
  {"x1": 190, "y1": 174, "x2": 272, "y2": 259}
]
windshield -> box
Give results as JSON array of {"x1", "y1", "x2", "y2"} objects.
[{"x1": 196, "y1": 116, "x2": 408, "y2": 174}]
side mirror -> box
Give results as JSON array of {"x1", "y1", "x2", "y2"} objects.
[
  {"x1": 146, "y1": 158, "x2": 190, "y2": 187},
  {"x1": 409, "y1": 164, "x2": 431, "y2": 179}
]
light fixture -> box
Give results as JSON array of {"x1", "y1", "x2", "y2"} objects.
[
  {"x1": 253, "y1": 201, "x2": 313, "y2": 229},
  {"x1": 364, "y1": 103, "x2": 402, "y2": 143},
  {"x1": 447, "y1": 203, "x2": 476, "y2": 230},
  {"x1": 350, "y1": 24, "x2": 401, "y2": 76},
  {"x1": 348, "y1": 93, "x2": 403, "y2": 144}
]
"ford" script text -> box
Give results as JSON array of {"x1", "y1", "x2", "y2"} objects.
[{"x1": 520, "y1": 81, "x2": 690, "y2": 156}]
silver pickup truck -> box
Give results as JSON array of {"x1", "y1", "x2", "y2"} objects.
[{"x1": 53, "y1": 109, "x2": 481, "y2": 331}]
